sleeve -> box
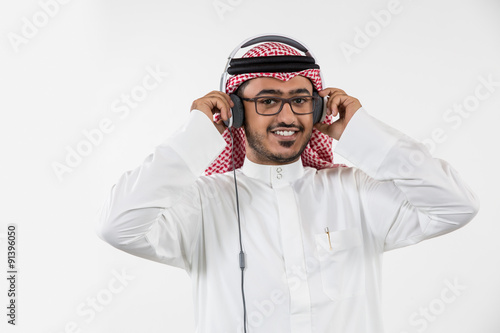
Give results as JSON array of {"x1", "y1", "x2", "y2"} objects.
[
  {"x1": 334, "y1": 107, "x2": 480, "y2": 251},
  {"x1": 96, "y1": 110, "x2": 227, "y2": 269}
]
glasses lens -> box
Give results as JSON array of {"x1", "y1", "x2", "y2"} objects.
[
  {"x1": 290, "y1": 96, "x2": 315, "y2": 114},
  {"x1": 255, "y1": 96, "x2": 317, "y2": 115},
  {"x1": 255, "y1": 97, "x2": 282, "y2": 115}
]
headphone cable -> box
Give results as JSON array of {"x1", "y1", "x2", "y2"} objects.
[{"x1": 228, "y1": 126, "x2": 247, "y2": 333}]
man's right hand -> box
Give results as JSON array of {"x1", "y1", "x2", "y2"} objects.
[{"x1": 190, "y1": 91, "x2": 234, "y2": 134}]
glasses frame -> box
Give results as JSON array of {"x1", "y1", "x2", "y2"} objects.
[{"x1": 240, "y1": 95, "x2": 321, "y2": 116}]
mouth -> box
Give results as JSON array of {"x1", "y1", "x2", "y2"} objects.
[
  {"x1": 269, "y1": 127, "x2": 302, "y2": 142},
  {"x1": 272, "y1": 130, "x2": 297, "y2": 137}
]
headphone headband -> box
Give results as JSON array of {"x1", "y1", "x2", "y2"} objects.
[
  {"x1": 240, "y1": 35, "x2": 310, "y2": 54},
  {"x1": 219, "y1": 33, "x2": 323, "y2": 93}
]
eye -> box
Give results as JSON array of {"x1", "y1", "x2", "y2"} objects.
[
  {"x1": 292, "y1": 97, "x2": 309, "y2": 104},
  {"x1": 258, "y1": 98, "x2": 279, "y2": 105}
]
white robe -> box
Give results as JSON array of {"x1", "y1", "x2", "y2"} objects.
[{"x1": 97, "y1": 107, "x2": 479, "y2": 332}]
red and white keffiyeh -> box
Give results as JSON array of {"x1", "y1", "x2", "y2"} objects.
[{"x1": 204, "y1": 42, "x2": 342, "y2": 176}]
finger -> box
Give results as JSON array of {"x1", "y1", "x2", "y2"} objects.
[
  {"x1": 319, "y1": 89, "x2": 347, "y2": 114},
  {"x1": 206, "y1": 92, "x2": 234, "y2": 120},
  {"x1": 203, "y1": 93, "x2": 232, "y2": 120},
  {"x1": 318, "y1": 89, "x2": 331, "y2": 98},
  {"x1": 328, "y1": 93, "x2": 350, "y2": 117},
  {"x1": 326, "y1": 93, "x2": 343, "y2": 116},
  {"x1": 215, "y1": 96, "x2": 233, "y2": 121},
  {"x1": 214, "y1": 118, "x2": 227, "y2": 134},
  {"x1": 206, "y1": 91, "x2": 234, "y2": 109},
  {"x1": 318, "y1": 88, "x2": 345, "y2": 97}
]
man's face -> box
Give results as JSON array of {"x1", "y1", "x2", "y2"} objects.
[{"x1": 241, "y1": 76, "x2": 314, "y2": 165}]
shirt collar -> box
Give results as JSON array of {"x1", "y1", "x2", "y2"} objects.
[{"x1": 240, "y1": 157, "x2": 305, "y2": 187}]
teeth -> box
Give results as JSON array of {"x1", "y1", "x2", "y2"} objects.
[{"x1": 274, "y1": 130, "x2": 295, "y2": 136}]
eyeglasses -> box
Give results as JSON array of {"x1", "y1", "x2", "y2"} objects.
[{"x1": 241, "y1": 95, "x2": 321, "y2": 116}]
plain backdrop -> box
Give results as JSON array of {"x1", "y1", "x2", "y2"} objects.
[{"x1": 1, "y1": 0, "x2": 499, "y2": 332}]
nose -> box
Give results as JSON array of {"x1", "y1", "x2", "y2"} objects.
[{"x1": 276, "y1": 100, "x2": 296, "y2": 124}]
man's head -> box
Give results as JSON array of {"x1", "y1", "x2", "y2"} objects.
[
  {"x1": 236, "y1": 76, "x2": 315, "y2": 165},
  {"x1": 205, "y1": 40, "x2": 340, "y2": 175}
]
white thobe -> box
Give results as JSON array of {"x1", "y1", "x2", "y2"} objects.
[{"x1": 97, "y1": 107, "x2": 479, "y2": 333}]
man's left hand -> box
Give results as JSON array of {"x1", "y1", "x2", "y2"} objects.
[{"x1": 314, "y1": 88, "x2": 362, "y2": 140}]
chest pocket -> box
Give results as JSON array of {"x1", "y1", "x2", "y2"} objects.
[{"x1": 315, "y1": 228, "x2": 366, "y2": 300}]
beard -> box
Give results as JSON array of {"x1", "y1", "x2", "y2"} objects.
[{"x1": 244, "y1": 122, "x2": 312, "y2": 164}]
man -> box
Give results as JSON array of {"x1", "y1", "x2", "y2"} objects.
[{"x1": 97, "y1": 38, "x2": 479, "y2": 332}]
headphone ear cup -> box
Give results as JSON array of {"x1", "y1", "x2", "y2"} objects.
[
  {"x1": 312, "y1": 90, "x2": 325, "y2": 124},
  {"x1": 228, "y1": 94, "x2": 245, "y2": 128}
]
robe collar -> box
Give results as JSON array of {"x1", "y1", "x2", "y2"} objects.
[{"x1": 241, "y1": 157, "x2": 305, "y2": 188}]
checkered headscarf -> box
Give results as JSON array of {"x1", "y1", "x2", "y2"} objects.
[{"x1": 205, "y1": 42, "x2": 342, "y2": 175}]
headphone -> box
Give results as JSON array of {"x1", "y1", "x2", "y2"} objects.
[{"x1": 219, "y1": 34, "x2": 328, "y2": 128}]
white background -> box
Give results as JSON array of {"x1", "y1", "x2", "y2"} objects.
[{"x1": 1, "y1": 0, "x2": 499, "y2": 332}]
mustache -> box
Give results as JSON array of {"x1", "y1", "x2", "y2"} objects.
[{"x1": 267, "y1": 122, "x2": 304, "y2": 132}]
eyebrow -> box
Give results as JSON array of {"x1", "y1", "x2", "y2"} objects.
[{"x1": 255, "y1": 88, "x2": 311, "y2": 97}]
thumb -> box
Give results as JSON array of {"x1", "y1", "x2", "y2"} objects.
[
  {"x1": 313, "y1": 122, "x2": 329, "y2": 135},
  {"x1": 314, "y1": 120, "x2": 344, "y2": 141},
  {"x1": 214, "y1": 118, "x2": 227, "y2": 135}
]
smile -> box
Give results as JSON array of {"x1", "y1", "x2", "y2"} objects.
[{"x1": 273, "y1": 130, "x2": 296, "y2": 137}]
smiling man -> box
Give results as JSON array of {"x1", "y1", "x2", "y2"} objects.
[{"x1": 97, "y1": 37, "x2": 479, "y2": 333}]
